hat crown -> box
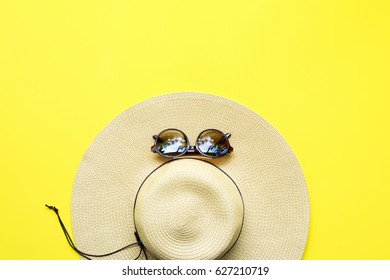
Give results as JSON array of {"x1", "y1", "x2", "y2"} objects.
[{"x1": 134, "y1": 158, "x2": 244, "y2": 260}]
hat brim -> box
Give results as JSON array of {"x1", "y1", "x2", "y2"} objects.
[{"x1": 71, "y1": 92, "x2": 310, "y2": 259}]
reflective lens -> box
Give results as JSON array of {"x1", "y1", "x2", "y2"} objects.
[
  {"x1": 155, "y1": 129, "x2": 188, "y2": 157},
  {"x1": 196, "y1": 129, "x2": 230, "y2": 157}
]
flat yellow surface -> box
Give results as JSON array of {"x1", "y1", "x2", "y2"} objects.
[{"x1": 0, "y1": 0, "x2": 389, "y2": 260}]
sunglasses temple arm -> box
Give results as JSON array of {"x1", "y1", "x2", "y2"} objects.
[
  {"x1": 225, "y1": 134, "x2": 233, "y2": 152},
  {"x1": 216, "y1": 133, "x2": 231, "y2": 145},
  {"x1": 207, "y1": 133, "x2": 232, "y2": 152},
  {"x1": 151, "y1": 135, "x2": 163, "y2": 153}
]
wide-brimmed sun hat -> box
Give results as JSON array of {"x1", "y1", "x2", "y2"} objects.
[{"x1": 70, "y1": 92, "x2": 310, "y2": 260}]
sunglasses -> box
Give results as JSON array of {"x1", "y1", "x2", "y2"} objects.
[{"x1": 151, "y1": 128, "x2": 233, "y2": 158}]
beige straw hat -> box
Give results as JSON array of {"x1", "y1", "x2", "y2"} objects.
[{"x1": 71, "y1": 92, "x2": 309, "y2": 260}]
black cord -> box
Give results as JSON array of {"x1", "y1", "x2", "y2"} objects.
[
  {"x1": 47, "y1": 158, "x2": 241, "y2": 261},
  {"x1": 45, "y1": 204, "x2": 146, "y2": 260}
]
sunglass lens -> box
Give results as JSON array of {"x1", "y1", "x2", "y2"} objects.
[
  {"x1": 155, "y1": 129, "x2": 188, "y2": 157},
  {"x1": 197, "y1": 129, "x2": 230, "y2": 157}
]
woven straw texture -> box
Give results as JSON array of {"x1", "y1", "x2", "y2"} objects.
[{"x1": 71, "y1": 92, "x2": 310, "y2": 260}]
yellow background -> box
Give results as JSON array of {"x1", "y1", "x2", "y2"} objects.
[{"x1": 0, "y1": 0, "x2": 389, "y2": 260}]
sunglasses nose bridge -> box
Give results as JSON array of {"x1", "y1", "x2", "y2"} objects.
[{"x1": 187, "y1": 145, "x2": 196, "y2": 153}]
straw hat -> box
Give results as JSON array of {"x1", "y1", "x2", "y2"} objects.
[{"x1": 71, "y1": 92, "x2": 309, "y2": 260}]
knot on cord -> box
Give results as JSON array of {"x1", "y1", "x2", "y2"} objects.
[
  {"x1": 134, "y1": 231, "x2": 144, "y2": 247},
  {"x1": 45, "y1": 204, "x2": 58, "y2": 214}
]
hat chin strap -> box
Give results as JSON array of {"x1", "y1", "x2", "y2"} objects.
[
  {"x1": 45, "y1": 204, "x2": 147, "y2": 260},
  {"x1": 46, "y1": 157, "x2": 244, "y2": 260}
]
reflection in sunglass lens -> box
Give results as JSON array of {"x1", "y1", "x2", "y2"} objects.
[
  {"x1": 155, "y1": 129, "x2": 188, "y2": 157},
  {"x1": 197, "y1": 129, "x2": 230, "y2": 157}
]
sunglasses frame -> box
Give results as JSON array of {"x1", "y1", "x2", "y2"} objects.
[{"x1": 151, "y1": 128, "x2": 233, "y2": 158}]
